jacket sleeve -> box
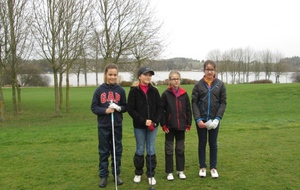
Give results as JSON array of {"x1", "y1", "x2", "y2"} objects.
[
  {"x1": 119, "y1": 88, "x2": 127, "y2": 113},
  {"x1": 160, "y1": 92, "x2": 167, "y2": 126},
  {"x1": 91, "y1": 89, "x2": 107, "y2": 116},
  {"x1": 216, "y1": 82, "x2": 227, "y2": 119},
  {"x1": 191, "y1": 82, "x2": 202, "y2": 123},
  {"x1": 185, "y1": 93, "x2": 192, "y2": 126},
  {"x1": 153, "y1": 88, "x2": 163, "y2": 126}
]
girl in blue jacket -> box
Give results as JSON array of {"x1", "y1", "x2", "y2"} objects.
[{"x1": 192, "y1": 60, "x2": 227, "y2": 179}]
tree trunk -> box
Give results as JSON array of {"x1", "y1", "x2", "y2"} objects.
[
  {"x1": 0, "y1": 87, "x2": 4, "y2": 121},
  {"x1": 53, "y1": 71, "x2": 60, "y2": 117},
  {"x1": 8, "y1": 0, "x2": 18, "y2": 116},
  {"x1": 17, "y1": 82, "x2": 21, "y2": 112},
  {"x1": 59, "y1": 71, "x2": 63, "y2": 110},
  {"x1": 66, "y1": 62, "x2": 70, "y2": 113}
]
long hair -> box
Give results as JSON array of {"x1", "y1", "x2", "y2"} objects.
[
  {"x1": 103, "y1": 64, "x2": 119, "y2": 83},
  {"x1": 131, "y1": 72, "x2": 156, "y2": 87}
]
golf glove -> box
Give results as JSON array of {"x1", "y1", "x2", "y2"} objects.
[
  {"x1": 185, "y1": 125, "x2": 191, "y2": 131},
  {"x1": 162, "y1": 125, "x2": 168, "y2": 132},
  {"x1": 148, "y1": 122, "x2": 156, "y2": 131},
  {"x1": 211, "y1": 119, "x2": 219, "y2": 129},
  {"x1": 205, "y1": 120, "x2": 214, "y2": 130},
  {"x1": 109, "y1": 103, "x2": 121, "y2": 112}
]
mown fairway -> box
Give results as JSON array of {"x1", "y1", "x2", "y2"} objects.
[{"x1": 1, "y1": 83, "x2": 300, "y2": 190}]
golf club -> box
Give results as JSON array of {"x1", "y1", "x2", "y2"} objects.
[
  {"x1": 111, "y1": 100, "x2": 118, "y2": 190},
  {"x1": 147, "y1": 105, "x2": 155, "y2": 190}
]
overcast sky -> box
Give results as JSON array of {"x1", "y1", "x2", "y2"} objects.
[{"x1": 150, "y1": 0, "x2": 300, "y2": 60}]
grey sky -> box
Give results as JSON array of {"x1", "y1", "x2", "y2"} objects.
[{"x1": 151, "y1": 0, "x2": 300, "y2": 60}]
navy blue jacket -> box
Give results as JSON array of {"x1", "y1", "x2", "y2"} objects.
[{"x1": 91, "y1": 83, "x2": 127, "y2": 127}]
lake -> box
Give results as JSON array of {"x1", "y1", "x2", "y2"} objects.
[{"x1": 45, "y1": 71, "x2": 294, "y2": 86}]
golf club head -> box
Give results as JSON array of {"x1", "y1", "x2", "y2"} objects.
[{"x1": 149, "y1": 186, "x2": 155, "y2": 190}]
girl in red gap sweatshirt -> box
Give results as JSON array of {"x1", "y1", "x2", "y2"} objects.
[{"x1": 91, "y1": 64, "x2": 127, "y2": 188}]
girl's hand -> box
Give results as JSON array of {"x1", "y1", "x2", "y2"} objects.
[{"x1": 197, "y1": 120, "x2": 206, "y2": 128}]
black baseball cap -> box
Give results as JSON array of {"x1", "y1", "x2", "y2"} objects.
[{"x1": 137, "y1": 67, "x2": 155, "y2": 76}]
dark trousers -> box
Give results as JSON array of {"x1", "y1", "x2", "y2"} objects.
[
  {"x1": 165, "y1": 129, "x2": 185, "y2": 173},
  {"x1": 134, "y1": 153, "x2": 157, "y2": 177},
  {"x1": 196, "y1": 125, "x2": 219, "y2": 169},
  {"x1": 98, "y1": 125, "x2": 122, "y2": 178}
]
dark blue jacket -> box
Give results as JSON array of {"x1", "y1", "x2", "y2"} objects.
[
  {"x1": 191, "y1": 78, "x2": 227, "y2": 122},
  {"x1": 91, "y1": 83, "x2": 127, "y2": 127}
]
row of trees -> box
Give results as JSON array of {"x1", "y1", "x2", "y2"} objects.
[
  {"x1": 206, "y1": 48, "x2": 298, "y2": 84},
  {"x1": 0, "y1": 0, "x2": 164, "y2": 120},
  {"x1": 2, "y1": 51, "x2": 299, "y2": 87}
]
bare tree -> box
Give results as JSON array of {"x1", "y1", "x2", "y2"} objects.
[
  {"x1": 32, "y1": 0, "x2": 92, "y2": 115},
  {"x1": 206, "y1": 49, "x2": 223, "y2": 79},
  {"x1": 0, "y1": 0, "x2": 32, "y2": 116},
  {"x1": 242, "y1": 47, "x2": 256, "y2": 83},
  {"x1": 252, "y1": 60, "x2": 261, "y2": 81},
  {"x1": 88, "y1": 29, "x2": 102, "y2": 86},
  {"x1": 221, "y1": 50, "x2": 231, "y2": 83},
  {"x1": 0, "y1": 31, "x2": 4, "y2": 121},
  {"x1": 0, "y1": 2, "x2": 7, "y2": 120},
  {"x1": 226, "y1": 49, "x2": 240, "y2": 84},
  {"x1": 93, "y1": 0, "x2": 164, "y2": 71},
  {"x1": 60, "y1": 0, "x2": 93, "y2": 112},
  {"x1": 32, "y1": 0, "x2": 64, "y2": 116},
  {"x1": 273, "y1": 51, "x2": 286, "y2": 83},
  {"x1": 129, "y1": 0, "x2": 164, "y2": 77},
  {"x1": 259, "y1": 49, "x2": 273, "y2": 80}
]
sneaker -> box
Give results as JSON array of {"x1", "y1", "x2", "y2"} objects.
[
  {"x1": 211, "y1": 168, "x2": 219, "y2": 178},
  {"x1": 199, "y1": 168, "x2": 206, "y2": 178},
  {"x1": 99, "y1": 178, "x2": 107, "y2": 188},
  {"x1": 133, "y1": 175, "x2": 141, "y2": 183},
  {"x1": 148, "y1": 177, "x2": 156, "y2": 185},
  {"x1": 177, "y1": 171, "x2": 186, "y2": 179},
  {"x1": 167, "y1": 173, "x2": 174, "y2": 181}
]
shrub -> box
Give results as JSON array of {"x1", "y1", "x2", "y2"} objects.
[
  {"x1": 249, "y1": 79, "x2": 273, "y2": 84},
  {"x1": 291, "y1": 72, "x2": 300, "y2": 83},
  {"x1": 119, "y1": 81, "x2": 132, "y2": 87}
]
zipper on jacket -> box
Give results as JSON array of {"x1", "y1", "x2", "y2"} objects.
[
  {"x1": 207, "y1": 85, "x2": 211, "y2": 121},
  {"x1": 176, "y1": 97, "x2": 180, "y2": 130}
]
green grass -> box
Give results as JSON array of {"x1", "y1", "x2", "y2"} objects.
[{"x1": 1, "y1": 83, "x2": 300, "y2": 190}]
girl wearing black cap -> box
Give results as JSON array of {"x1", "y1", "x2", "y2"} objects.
[{"x1": 127, "y1": 67, "x2": 162, "y2": 186}]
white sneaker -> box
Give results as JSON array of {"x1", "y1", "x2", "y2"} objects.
[
  {"x1": 177, "y1": 171, "x2": 186, "y2": 179},
  {"x1": 167, "y1": 173, "x2": 174, "y2": 181},
  {"x1": 133, "y1": 175, "x2": 141, "y2": 183},
  {"x1": 148, "y1": 177, "x2": 156, "y2": 185},
  {"x1": 211, "y1": 168, "x2": 219, "y2": 178},
  {"x1": 199, "y1": 168, "x2": 206, "y2": 178}
]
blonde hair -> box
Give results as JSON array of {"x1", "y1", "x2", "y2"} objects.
[
  {"x1": 168, "y1": 70, "x2": 181, "y2": 86},
  {"x1": 168, "y1": 70, "x2": 181, "y2": 79},
  {"x1": 131, "y1": 80, "x2": 156, "y2": 87}
]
